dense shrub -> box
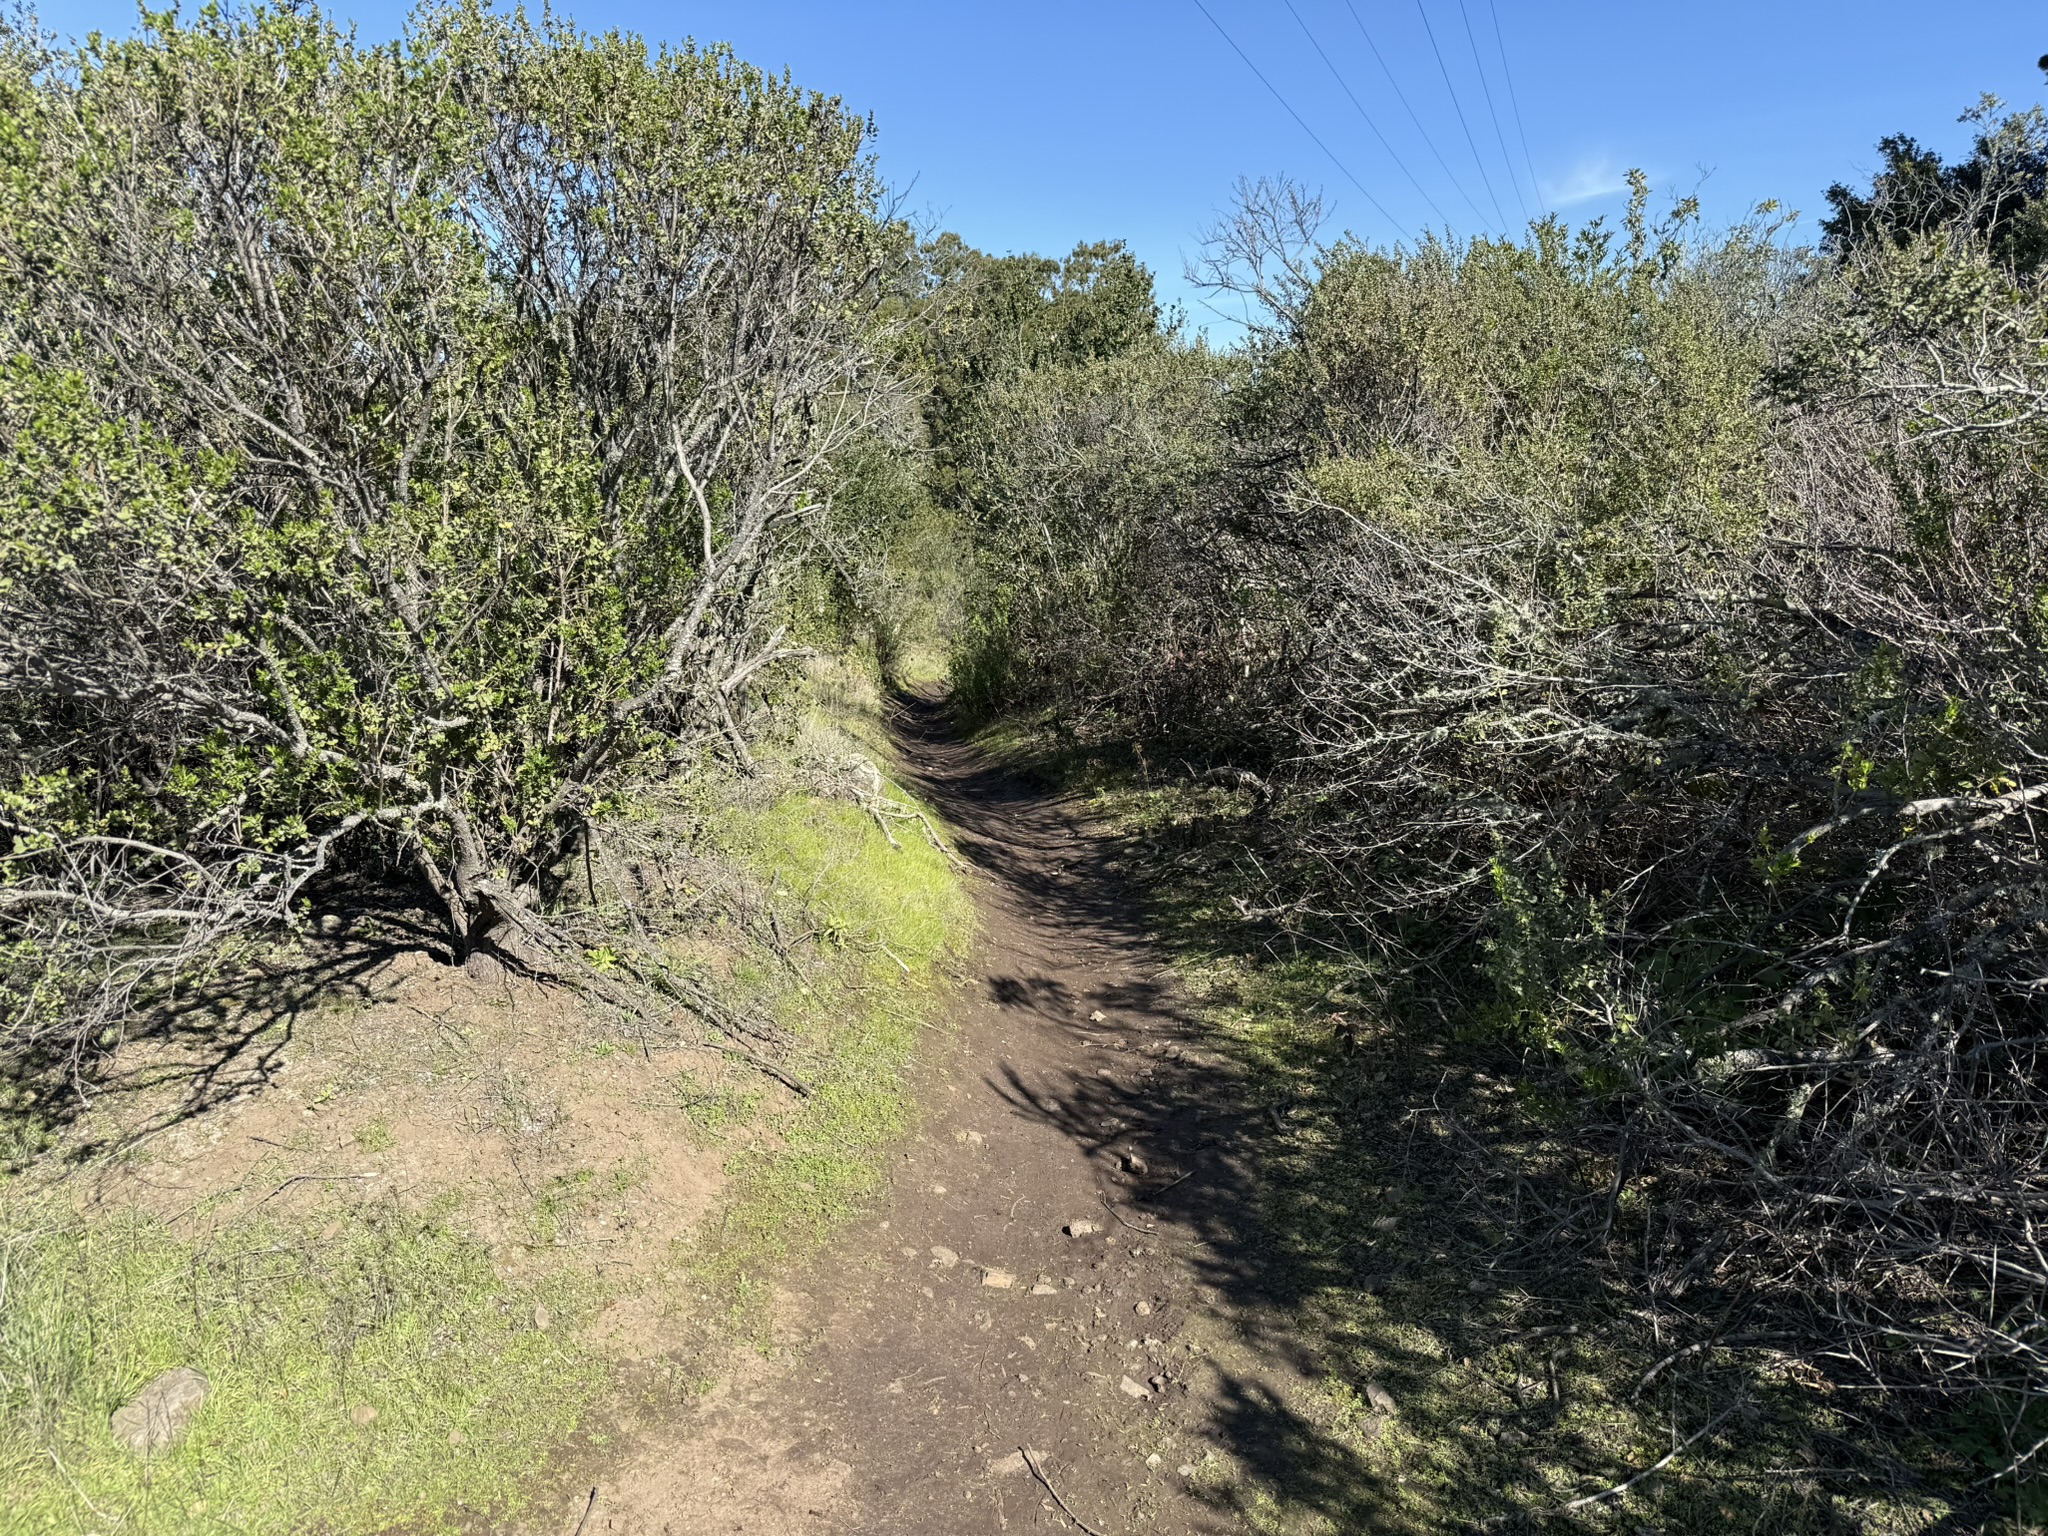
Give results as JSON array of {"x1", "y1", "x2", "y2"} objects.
[
  {"x1": 946, "y1": 105, "x2": 2048, "y2": 1471},
  {"x1": 0, "y1": 4, "x2": 896, "y2": 1071}
]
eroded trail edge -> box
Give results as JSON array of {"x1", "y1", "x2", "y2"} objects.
[{"x1": 569, "y1": 694, "x2": 1319, "y2": 1535}]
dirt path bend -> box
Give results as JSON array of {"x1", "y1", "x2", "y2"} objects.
[{"x1": 576, "y1": 695, "x2": 1327, "y2": 1535}]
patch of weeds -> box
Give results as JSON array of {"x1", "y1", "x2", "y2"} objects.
[
  {"x1": 0, "y1": 1192, "x2": 602, "y2": 1534},
  {"x1": 530, "y1": 1162, "x2": 648, "y2": 1248},
  {"x1": 674, "y1": 1069, "x2": 762, "y2": 1138},
  {"x1": 352, "y1": 1117, "x2": 394, "y2": 1153}
]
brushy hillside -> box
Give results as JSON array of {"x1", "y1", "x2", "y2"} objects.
[
  {"x1": 0, "y1": 655, "x2": 969, "y2": 1534},
  {"x1": 0, "y1": 5, "x2": 967, "y2": 1530},
  {"x1": 940, "y1": 96, "x2": 2048, "y2": 1528}
]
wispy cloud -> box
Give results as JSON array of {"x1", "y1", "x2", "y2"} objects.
[{"x1": 1541, "y1": 157, "x2": 1631, "y2": 209}]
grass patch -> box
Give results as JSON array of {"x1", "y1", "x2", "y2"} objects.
[
  {"x1": 694, "y1": 779, "x2": 971, "y2": 1328},
  {"x1": 0, "y1": 1198, "x2": 601, "y2": 1534}
]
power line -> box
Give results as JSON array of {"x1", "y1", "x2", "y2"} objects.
[
  {"x1": 1190, "y1": 0, "x2": 1413, "y2": 243},
  {"x1": 1412, "y1": 0, "x2": 1508, "y2": 231},
  {"x1": 1487, "y1": 0, "x2": 1545, "y2": 213},
  {"x1": 1280, "y1": 0, "x2": 1455, "y2": 230},
  {"x1": 1456, "y1": 0, "x2": 1528, "y2": 221},
  {"x1": 1342, "y1": 0, "x2": 1491, "y2": 231}
]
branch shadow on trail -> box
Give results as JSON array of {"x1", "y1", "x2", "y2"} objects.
[
  {"x1": 887, "y1": 689, "x2": 1406, "y2": 1529},
  {"x1": 886, "y1": 688, "x2": 1927, "y2": 1534}
]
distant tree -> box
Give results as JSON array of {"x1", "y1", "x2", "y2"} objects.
[
  {"x1": 1823, "y1": 94, "x2": 2048, "y2": 273},
  {"x1": 913, "y1": 236, "x2": 1164, "y2": 521}
]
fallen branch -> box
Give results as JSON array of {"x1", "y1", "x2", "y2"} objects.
[
  {"x1": 1020, "y1": 1445, "x2": 1112, "y2": 1536},
  {"x1": 1561, "y1": 1403, "x2": 1741, "y2": 1512}
]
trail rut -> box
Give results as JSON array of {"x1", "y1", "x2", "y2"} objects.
[{"x1": 557, "y1": 693, "x2": 1336, "y2": 1535}]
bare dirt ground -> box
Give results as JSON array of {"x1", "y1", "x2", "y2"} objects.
[{"x1": 557, "y1": 695, "x2": 1351, "y2": 1536}]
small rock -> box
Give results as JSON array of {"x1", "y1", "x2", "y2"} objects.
[
  {"x1": 316, "y1": 913, "x2": 345, "y2": 936},
  {"x1": 109, "y1": 1367, "x2": 210, "y2": 1458},
  {"x1": 982, "y1": 1268, "x2": 1015, "y2": 1289},
  {"x1": 531, "y1": 1304, "x2": 551, "y2": 1332},
  {"x1": 1030, "y1": 1282, "x2": 1058, "y2": 1296},
  {"x1": 447, "y1": 1428, "x2": 466, "y2": 1446},
  {"x1": 1134, "y1": 1300, "x2": 1152, "y2": 1316},
  {"x1": 1145, "y1": 1452, "x2": 1162, "y2": 1469},
  {"x1": 1119, "y1": 1375, "x2": 1151, "y2": 1400},
  {"x1": 930, "y1": 1245, "x2": 959, "y2": 1268},
  {"x1": 350, "y1": 1403, "x2": 378, "y2": 1428},
  {"x1": 1149, "y1": 1373, "x2": 1168, "y2": 1391},
  {"x1": 900, "y1": 1245, "x2": 918, "y2": 1258},
  {"x1": 1371, "y1": 1215, "x2": 1399, "y2": 1231},
  {"x1": 931, "y1": 1184, "x2": 947, "y2": 1195},
  {"x1": 1364, "y1": 1381, "x2": 1397, "y2": 1414},
  {"x1": 1178, "y1": 1463, "x2": 1197, "y2": 1477},
  {"x1": 1090, "y1": 1010, "x2": 1107, "y2": 1022},
  {"x1": 1121, "y1": 1153, "x2": 1148, "y2": 1176},
  {"x1": 988, "y1": 1450, "x2": 1028, "y2": 1477},
  {"x1": 1064, "y1": 1220, "x2": 1100, "y2": 1238}
]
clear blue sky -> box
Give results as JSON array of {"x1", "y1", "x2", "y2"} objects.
[{"x1": 36, "y1": 1, "x2": 2048, "y2": 336}]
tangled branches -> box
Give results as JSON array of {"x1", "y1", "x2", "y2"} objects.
[{"x1": 0, "y1": 6, "x2": 898, "y2": 1079}]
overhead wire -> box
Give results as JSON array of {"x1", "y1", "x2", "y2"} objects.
[
  {"x1": 1412, "y1": 0, "x2": 1509, "y2": 231},
  {"x1": 1487, "y1": 0, "x2": 1546, "y2": 213},
  {"x1": 1280, "y1": 0, "x2": 1455, "y2": 231},
  {"x1": 1342, "y1": 0, "x2": 1491, "y2": 231},
  {"x1": 1190, "y1": 0, "x2": 1414, "y2": 243},
  {"x1": 1456, "y1": 0, "x2": 1529, "y2": 222}
]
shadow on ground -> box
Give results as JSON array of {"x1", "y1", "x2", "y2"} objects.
[
  {"x1": 5, "y1": 895, "x2": 451, "y2": 1170},
  {"x1": 885, "y1": 687, "x2": 1958, "y2": 1535}
]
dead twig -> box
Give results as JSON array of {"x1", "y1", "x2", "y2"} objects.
[
  {"x1": 1020, "y1": 1446, "x2": 1112, "y2": 1536},
  {"x1": 1561, "y1": 1403, "x2": 1741, "y2": 1511},
  {"x1": 257, "y1": 1172, "x2": 377, "y2": 1206},
  {"x1": 1098, "y1": 1194, "x2": 1156, "y2": 1233},
  {"x1": 1134, "y1": 1166, "x2": 1196, "y2": 1203}
]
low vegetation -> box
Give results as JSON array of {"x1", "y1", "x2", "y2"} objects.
[{"x1": 1, "y1": 655, "x2": 967, "y2": 1533}]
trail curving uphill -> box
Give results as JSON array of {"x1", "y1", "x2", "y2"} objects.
[{"x1": 566, "y1": 693, "x2": 1328, "y2": 1535}]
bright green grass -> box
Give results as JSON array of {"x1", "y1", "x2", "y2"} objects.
[
  {"x1": 696, "y1": 787, "x2": 971, "y2": 1326},
  {"x1": 0, "y1": 673, "x2": 974, "y2": 1529},
  {"x1": 0, "y1": 1198, "x2": 601, "y2": 1534}
]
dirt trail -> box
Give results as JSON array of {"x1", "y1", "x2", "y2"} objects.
[{"x1": 571, "y1": 694, "x2": 1330, "y2": 1535}]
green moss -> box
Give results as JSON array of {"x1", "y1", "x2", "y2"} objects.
[{"x1": 696, "y1": 782, "x2": 971, "y2": 1328}]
